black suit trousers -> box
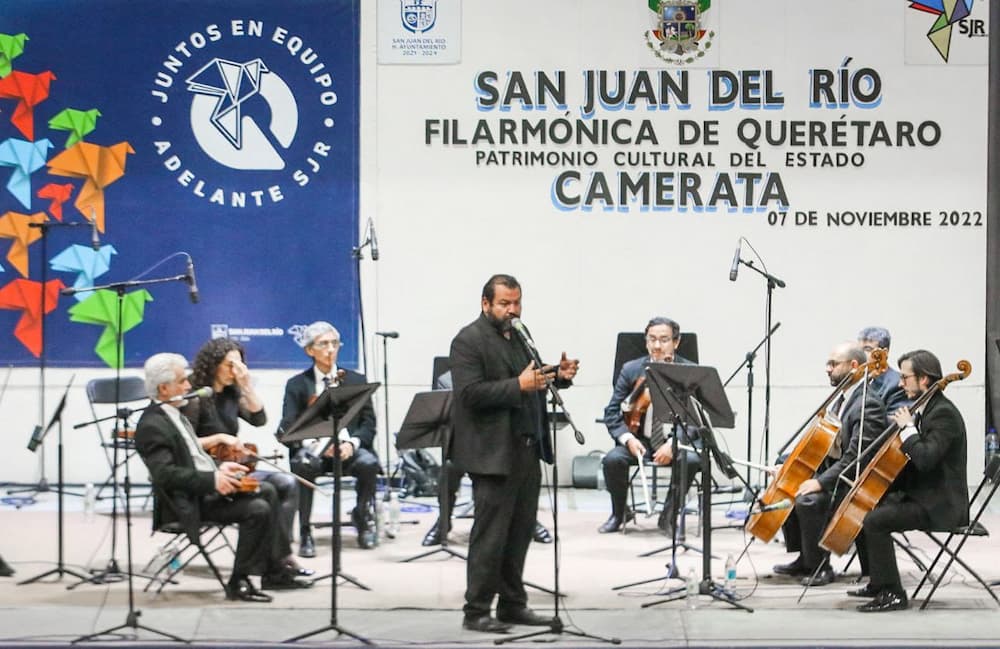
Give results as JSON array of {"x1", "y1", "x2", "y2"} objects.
[
  {"x1": 863, "y1": 499, "x2": 930, "y2": 593},
  {"x1": 200, "y1": 480, "x2": 289, "y2": 578},
  {"x1": 464, "y1": 438, "x2": 540, "y2": 617},
  {"x1": 602, "y1": 444, "x2": 700, "y2": 517},
  {"x1": 292, "y1": 447, "x2": 380, "y2": 530}
]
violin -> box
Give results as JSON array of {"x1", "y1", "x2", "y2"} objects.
[
  {"x1": 621, "y1": 376, "x2": 651, "y2": 435},
  {"x1": 746, "y1": 349, "x2": 888, "y2": 543},
  {"x1": 819, "y1": 360, "x2": 971, "y2": 556},
  {"x1": 306, "y1": 368, "x2": 347, "y2": 407},
  {"x1": 205, "y1": 441, "x2": 284, "y2": 494}
]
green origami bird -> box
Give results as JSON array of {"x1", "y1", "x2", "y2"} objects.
[
  {"x1": 48, "y1": 108, "x2": 101, "y2": 149},
  {"x1": 68, "y1": 288, "x2": 153, "y2": 368},
  {"x1": 0, "y1": 33, "x2": 28, "y2": 78}
]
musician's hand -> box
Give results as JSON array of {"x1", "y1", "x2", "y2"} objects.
[
  {"x1": 518, "y1": 361, "x2": 549, "y2": 392},
  {"x1": 557, "y1": 352, "x2": 579, "y2": 381},
  {"x1": 890, "y1": 407, "x2": 914, "y2": 428},
  {"x1": 215, "y1": 462, "x2": 247, "y2": 495},
  {"x1": 339, "y1": 441, "x2": 355, "y2": 461},
  {"x1": 626, "y1": 438, "x2": 646, "y2": 459},
  {"x1": 230, "y1": 357, "x2": 252, "y2": 389},
  {"x1": 764, "y1": 465, "x2": 779, "y2": 477},
  {"x1": 796, "y1": 478, "x2": 821, "y2": 497},
  {"x1": 652, "y1": 444, "x2": 673, "y2": 466}
]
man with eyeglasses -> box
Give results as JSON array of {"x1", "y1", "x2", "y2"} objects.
[
  {"x1": 599, "y1": 316, "x2": 700, "y2": 536},
  {"x1": 857, "y1": 326, "x2": 910, "y2": 414},
  {"x1": 277, "y1": 321, "x2": 380, "y2": 556}
]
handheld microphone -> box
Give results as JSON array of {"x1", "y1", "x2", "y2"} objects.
[
  {"x1": 368, "y1": 218, "x2": 379, "y2": 261},
  {"x1": 375, "y1": 331, "x2": 399, "y2": 338},
  {"x1": 509, "y1": 317, "x2": 537, "y2": 351},
  {"x1": 757, "y1": 498, "x2": 793, "y2": 513},
  {"x1": 185, "y1": 255, "x2": 200, "y2": 304},
  {"x1": 170, "y1": 386, "x2": 213, "y2": 402},
  {"x1": 90, "y1": 207, "x2": 100, "y2": 251},
  {"x1": 729, "y1": 239, "x2": 742, "y2": 281}
]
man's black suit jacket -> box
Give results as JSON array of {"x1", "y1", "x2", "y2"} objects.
[
  {"x1": 276, "y1": 367, "x2": 377, "y2": 453},
  {"x1": 449, "y1": 313, "x2": 570, "y2": 475}
]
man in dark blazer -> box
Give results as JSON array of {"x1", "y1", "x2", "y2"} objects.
[
  {"x1": 134, "y1": 353, "x2": 310, "y2": 602},
  {"x1": 855, "y1": 349, "x2": 968, "y2": 612},
  {"x1": 277, "y1": 321, "x2": 380, "y2": 555},
  {"x1": 775, "y1": 342, "x2": 887, "y2": 587},
  {"x1": 599, "y1": 316, "x2": 700, "y2": 536},
  {"x1": 858, "y1": 326, "x2": 910, "y2": 414},
  {"x1": 450, "y1": 274, "x2": 578, "y2": 634}
]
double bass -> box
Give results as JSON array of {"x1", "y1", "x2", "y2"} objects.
[
  {"x1": 745, "y1": 349, "x2": 888, "y2": 542},
  {"x1": 819, "y1": 360, "x2": 971, "y2": 556}
]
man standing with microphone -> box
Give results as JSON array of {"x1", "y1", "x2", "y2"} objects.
[{"x1": 449, "y1": 274, "x2": 579, "y2": 634}]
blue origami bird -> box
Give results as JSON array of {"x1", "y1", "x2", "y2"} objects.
[
  {"x1": 0, "y1": 137, "x2": 52, "y2": 209},
  {"x1": 49, "y1": 243, "x2": 117, "y2": 301}
]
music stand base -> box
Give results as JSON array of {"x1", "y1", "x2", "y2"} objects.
[
  {"x1": 17, "y1": 565, "x2": 90, "y2": 586},
  {"x1": 612, "y1": 564, "x2": 680, "y2": 591},
  {"x1": 400, "y1": 544, "x2": 466, "y2": 563},
  {"x1": 642, "y1": 580, "x2": 753, "y2": 612},
  {"x1": 309, "y1": 571, "x2": 371, "y2": 590},
  {"x1": 495, "y1": 615, "x2": 621, "y2": 645},
  {"x1": 66, "y1": 559, "x2": 146, "y2": 590},
  {"x1": 639, "y1": 540, "x2": 709, "y2": 559},
  {"x1": 72, "y1": 610, "x2": 186, "y2": 644},
  {"x1": 286, "y1": 622, "x2": 373, "y2": 645}
]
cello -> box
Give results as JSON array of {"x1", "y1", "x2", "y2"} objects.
[
  {"x1": 819, "y1": 360, "x2": 971, "y2": 556},
  {"x1": 745, "y1": 349, "x2": 888, "y2": 542}
]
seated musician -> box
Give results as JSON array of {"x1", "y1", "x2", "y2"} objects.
[
  {"x1": 133, "y1": 353, "x2": 312, "y2": 602},
  {"x1": 857, "y1": 326, "x2": 910, "y2": 413},
  {"x1": 774, "y1": 342, "x2": 886, "y2": 586},
  {"x1": 182, "y1": 338, "x2": 310, "y2": 576},
  {"x1": 276, "y1": 321, "x2": 381, "y2": 555},
  {"x1": 853, "y1": 350, "x2": 968, "y2": 612},
  {"x1": 598, "y1": 316, "x2": 701, "y2": 535}
]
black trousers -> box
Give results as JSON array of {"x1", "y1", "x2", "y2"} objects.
[
  {"x1": 863, "y1": 498, "x2": 930, "y2": 593},
  {"x1": 291, "y1": 446, "x2": 380, "y2": 531},
  {"x1": 782, "y1": 489, "x2": 870, "y2": 573},
  {"x1": 464, "y1": 438, "x2": 540, "y2": 618},
  {"x1": 251, "y1": 470, "x2": 299, "y2": 543},
  {"x1": 601, "y1": 443, "x2": 701, "y2": 519},
  {"x1": 200, "y1": 480, "x2": 290, "y2": 579}
]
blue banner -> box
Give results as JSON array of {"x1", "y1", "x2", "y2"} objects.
[{"x1": 0, "y1": 0, "x2": 361, "y2": 369}]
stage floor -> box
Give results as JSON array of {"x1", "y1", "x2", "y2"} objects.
[{"x1": 1, "y1": 484, "x2": 998, "y2": 647}]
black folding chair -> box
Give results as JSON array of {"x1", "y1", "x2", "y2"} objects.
[{"x1": 85, "y1": 376, "x2": 150, "y2": 503}]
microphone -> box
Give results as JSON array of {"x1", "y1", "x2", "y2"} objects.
[
  {"x1": 26, "y1": 425, "x2": 44, "y2": 453},
  {"x1": 90, "y1": 207, "x2": 100, "y2": 251},
  {"x1": 375, "y1": 331, "x2": 399, "y2": 338},
  {"x1": 368, "y1": 218, "x2": 379, "y2": 261},
  {"x1": 185, "y1": 255, "x2": 200, "y2": 304},
  {"x1": 169, "y1": 386, "x2": 213, "y2": 402},
  {"x1": 757, "y1": 498, "x2": 793, "y2": 513},
  {"x1": 509, "y1": 317, "x2": 538, "y2": 351},
  {"x1": 729, "y1": 239, "x2": 742, "y2": 281}
]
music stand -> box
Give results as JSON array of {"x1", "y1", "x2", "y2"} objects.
[
  {"x1": 641, "y1": 363, "x2": 752, "y2": 612},
  {"x1": 396, "y1": 390, "x2": 465, "y2": 562},
  {"x1": 281, "y1": 380, "x2": 380, "y2": 645}
]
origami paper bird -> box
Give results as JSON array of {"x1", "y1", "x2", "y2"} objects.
[
  {"x1": 0, "y1": 33, "x2": 28, "y2": 78},
  {"x1": 0, "y1": 137, "x2": 53, "y2": 209},
  {"x1": 910, "y1": 0, "x2": 975, "y2": 62},
  {"x1": 0, "y1": 70, "x2": 56, "y2": 140},
  {"x1": 186, "y1": 58, "x2": 268, "y2": 148},
  {"x1": 68, "y1": 288, "x2": 152, "y2": 367},
  {"x1": 36, "y1": 182, "x2": 74, "y2": 221},
  {"x1": 48, "y1": 108, "x2": 101, "y2": 149},
  {"x1": 0, "y1": 277, "x2": 64, "y2": 357},
  {"x1": 0, "y1": 210, "x2": 47, "y2": 277},
  {"x1": 49, "y1": 243, "x2": 116, "y2": 301},
  {"x1": 46, "y1": 141, "x2": 133, "y2": 232}
]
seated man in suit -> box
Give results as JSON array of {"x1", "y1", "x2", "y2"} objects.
[
  {"x1": 134, "y1": 353, "x2": 311, "y2": 602},
  {"x1": 857, "y1": 326, "x2": 910, "y2": 414},
  {"x1": 774, "y1": 342, "x2": 886, "y2": 587},
  {"x1": 599, "y1": 316, "x2": 701, "y2": 536},
  {"x1": 277, "y1": 321, "x2": 381, "y2": 556}
]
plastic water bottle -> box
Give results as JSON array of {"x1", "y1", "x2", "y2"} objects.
[
  {"x1": 83, "y1": 482, "x2": 96, "y2": 522},
  {"x1": 724, "y1": 553, "x2": 737, "y2": 592},
  {"x1": 685, "y1": 567, "x2": 698, "y2": 609},
  {"x1": 168, "y1": 554, "x2": 182, "y2": 574},
  {"x1": 986, "y1": 428, "x2": 999, "y2": 469},
  {"x1": 374, "y1": 498, "x2": 384, "y2": 546},
  {"x1": 387, "y1": 491, "x2": 400, "y2": 538}
]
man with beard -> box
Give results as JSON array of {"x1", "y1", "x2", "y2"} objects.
[
  {"x1": 449, "y1": 274, "x2": 578, "y2": 634},
  {"x1": 774, "y1": 342, "x2": 886, "y2": 587}
]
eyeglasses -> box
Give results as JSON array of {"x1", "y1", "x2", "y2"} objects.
[
  {"x1": 646, "y1": 336, "x2": 676, "y2": 345},
  {"x1": 900, "y1": 373, "x2": 916, "y2": 380},
  {"x1": 310, "y1": 339, "x2": 341, "y2": 349}
]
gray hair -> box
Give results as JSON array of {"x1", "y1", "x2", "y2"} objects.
[
  {"x1": 301, "y1": 321, "x2": 339, "y2": 349},
  {"x1": 858, "y1": 326, "x2": 891, "y2": 350},
  {"x1": 144, "y1": 353, "x2": 188, "y2": 400}
]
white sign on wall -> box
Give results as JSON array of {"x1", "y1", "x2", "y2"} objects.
[{"x1": 377, "y1": 0, "x2": 462, "y2": 64}]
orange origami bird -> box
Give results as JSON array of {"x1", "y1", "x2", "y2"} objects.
[
  {"x1": 46, "y1": 141, "x2": 133, "y2": 232},
  {"x1": 0, "y1": 277, "x2": 65, "y2": 357},
  {"x1": 36, "y1": 182, "x2": 75, "y2": 221},
  {"x1": 0, "y1": 210, "x2": 47, "y2": 277},
  {"x1": 0, "y1": 70, "x2": 56, "y2": 140}
]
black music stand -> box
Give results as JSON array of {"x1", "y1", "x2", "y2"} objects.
[
  {"x1": 641, "y1": 363, "x2": 752, "y2": 612},
  {"x1": 396, "y1": 390, "x2": 464, "y2": 562},
  {"x1": 281, "y1": 380, "x2": 380, "y2": 645}
]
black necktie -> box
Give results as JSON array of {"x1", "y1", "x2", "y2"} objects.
[
  {"x1": 831, "y1": 393, "x2": 845, "y2": 417},
  {"x1": 323, "y1": 375, "x2": 332, "y2": 390}
]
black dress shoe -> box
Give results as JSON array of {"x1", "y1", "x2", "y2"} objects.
[
  {"x1": 857, "y1": 590, "x2": 908, "y2": 612},
  {"x1": 801, "y1": 565, "x2": 835, "y2": 587},
  {"x1": 227, "y1": 577, "x2": 273, "y2": 603},
  {"x1": 496, "y1": 606, "x2": 554, "y2": 627},
  {"x1": 298, "y1": 533, "x2": 316, "y2": 559},
  {"x1": 261, "y1": 570, "x2": 315, "y2": 591},
  {"x1": 773, "y1": 558, "x2": 809, "y2": 577},
  {"x1": 0, "y1": 556, "x2": 14, "y2": 577},
  {"x1": 847, "y1": 582, "x2": 879, "y2": 598},
  {"x1": 532, "y1": 522, "x2": 553, "y2": 543},
  {"x1": 422, "y1": 520, "x2": 442, "y2": 546},
  {"x1": 597, "y1": 513, "x2": 625, "y2": 534},
  {"x1": 462, "y1": 615, "x2": 512, "y2": 634}
]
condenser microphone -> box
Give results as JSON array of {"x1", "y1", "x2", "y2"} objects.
[
  {"x1": 757, "y1": 498, "x2": 793, "y2": 513},
  {"x1": 170, "y1": 386, "x2": 213, "y2": 402},
  {"x1": 729, "y1": 239, "x2": 742, "y2": 281},
  {"x1": 368, "y1": 218, "x2": 379, "y2": 261},
  {"x1": 90, "y1": 208, "x2": 100, "y2": 251},
  {"x1": 185, "y1": 255, "x2": 200, "y2": 304}
]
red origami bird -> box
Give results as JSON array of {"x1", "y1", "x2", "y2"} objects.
[
  {"x1": 0, "y1": 70, "x2": 56, "y2": 141},
  {"x1": 0, "y1": 277, "x2": 64, "y2": 357},
  {"x1": 36, "y1": 182, "x2": 75, "y2": 221}
]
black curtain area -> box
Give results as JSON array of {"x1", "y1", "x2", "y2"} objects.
[{"x1": 987, "y1": 5, "x2": 999, "y2": 434}]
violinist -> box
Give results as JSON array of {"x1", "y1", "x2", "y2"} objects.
[
  {"x1": 854, "y1": 350, "x2": 968, "y2": 613},
  {"x1": 277, "y1": 321, "x2": 380, "y2": 555},
  {"x1": 133, "y1": 353, "x2": 313, "y2": 602},
  {"x1": 774, "y1": 342, "x2": 886, "y2": 587},
  {"x1": 599, "y1": 316, "x2": 700, "y2": 535}
]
